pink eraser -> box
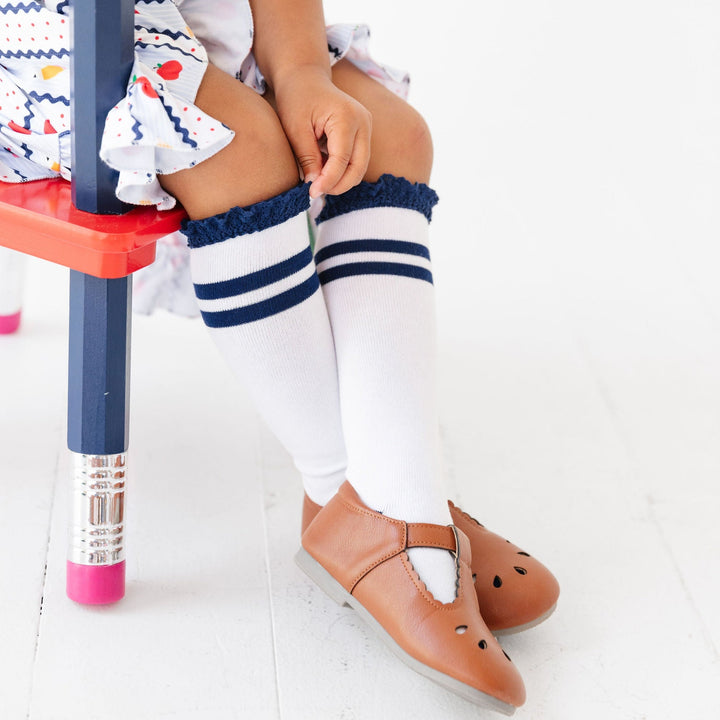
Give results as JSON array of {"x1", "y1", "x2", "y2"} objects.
[
  {"x1": 67, "y1": 560, "x2": 126, "y2": 605},
  {"x1": 0, "y1": 311, "x2": 21, "y2": 334}
]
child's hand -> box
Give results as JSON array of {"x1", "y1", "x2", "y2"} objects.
[{"x1": 273, "y1": 68, "x2": 372, "y2": 198}]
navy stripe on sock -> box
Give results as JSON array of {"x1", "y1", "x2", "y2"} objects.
[
  {"x1": 317, "y1": 262, "x2": 434, "y2": 286},
  {"x1": 314, "y1": 239, "x2": 430, "y2": 265},
  {"x1": 194, "y1": 246, "x2": 313, "y2": 300},
  {"x1": 200, "y1": 273, "x2": 320, "y2": 328}
]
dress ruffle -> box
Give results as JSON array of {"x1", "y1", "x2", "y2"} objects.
[
  {"x1": 326, "y1": 24, "x2": 410, "y2": 100},
  {"x1": 100, "y1": 59, "x2": 233, "y2": 209},
  {"x1": 0, "y1": 0, "x2": 233, "y2": 209}
]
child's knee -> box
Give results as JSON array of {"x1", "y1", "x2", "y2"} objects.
[
  {"x1": 395, "y1": 107, "x2": 434, "y2": 180},
  {"x1": 365, "y1": 102, "x2": 433, "y2": 185},
  {"x1": 160, "y1": 65, "x2": 300, "y2": 219},
  {"x1": 330, "y1": 60, "x2": 433, "y2": 184},
  {"x1": 226, "y1": 97, "x2": 300, "y2": 192}
]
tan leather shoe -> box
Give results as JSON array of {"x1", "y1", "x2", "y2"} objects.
[
  {"x1": 302, "y1": 493, "x2": 559, "y2": 635},
  {"x1": 297, "y1": 481, "x2": 526, "y2": 714},
  {"x1": 448, "y1": 501, "x2": 559, "y2": 634}
]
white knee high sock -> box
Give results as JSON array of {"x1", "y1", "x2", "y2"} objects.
[
  {"x1": 183, "y1": 184, "x2": 347, "y2": 505},
  {"x1": 314, "y1": 175, "x2": 456, "y2": 604}
]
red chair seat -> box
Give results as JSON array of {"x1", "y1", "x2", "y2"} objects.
[{"x1": 0, "y1": 179, "x2": 186, "y2": 278}]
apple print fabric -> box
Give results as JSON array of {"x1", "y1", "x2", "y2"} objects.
[
  {"x1": 0, "y1": 1, "x2": 73, "y2": 184},
  {"x1": 132, "y1": 229, "x2": 200, "y2": 317},
  {"x1": 0, "y1": 0, "x2": 233, "y2": 209},
  {"x1": 1, "y1": 0, "x2": 409, "y2": 212}
]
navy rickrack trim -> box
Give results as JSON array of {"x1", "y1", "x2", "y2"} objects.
[
  {"x1": 315, "y1": 174, "x2": 439, "y2": 224},
  {"x1": 134, "y1": 26, "x2": 194, "y2": 42},
  {"x1": 159, "y1": 96, "x2": 196, "y2": 148},
  {"x1": 0, "y1": 2, "x2": 41, "y2": 14},
  {"x1": 182, "y1": 183, "x2": 311, "y2": 249},
  {"x1": 27, "y1": 90, "x2": 70, "y2": 107},
  {"x1": 134, "y1": 40, "x2": 204, "y2": 63},
  {"x1": 0, "y1": 47, "x2": 69, "y2": 60}
]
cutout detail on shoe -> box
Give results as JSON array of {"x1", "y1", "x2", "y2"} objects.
[
  {"x1": 493, "y1": 575, "x2": 503, "y2": 588},
  {"x1": 478, "y1": 639, "x2": 488, "y2": 649},
  {"x1": 514, "y1": 566, "x2": 528, "y2": 575},
  {"x1": 455, "y1": 625, "x2": 468, "y2": 635},
  {"x1": 503, "y1": 650, "x2": 512, "y2": 662},
  {"x1": 517, "y1": 551, "x2": 531, "y2": 557}
]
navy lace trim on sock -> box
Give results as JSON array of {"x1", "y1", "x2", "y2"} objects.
[
  {"x1": 182, "y1": 183, "x2": 311, "y2": 249},
  {"x1": 315, "y1": 174, "x2": 439, "y2": 224}
]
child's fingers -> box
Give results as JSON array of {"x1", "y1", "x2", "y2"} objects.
[
  {"x1": 324, "y1": 121, "x2": 371, "y2": 197},
  {"x1": 309, "y1": 123, "x2": 354, "y2": 198},
  {"x1": 290, "y1": 125, "x2": 325, "y2": 186},
  {"x1": 311, "y1": 116, "x2": 371, "y2": 198}
]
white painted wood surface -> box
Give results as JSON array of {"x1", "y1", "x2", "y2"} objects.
[{"x1": 1, "y1": 1, "x2": 719, "y2": 718}]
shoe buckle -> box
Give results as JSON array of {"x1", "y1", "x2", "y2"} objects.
[{"x1": 450, "y1": 524, "x2": 460, "y2": 560}]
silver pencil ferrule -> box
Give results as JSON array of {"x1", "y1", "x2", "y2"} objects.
[{"x1": 69, "y1": 452, "x2": 126, "y2": 566}]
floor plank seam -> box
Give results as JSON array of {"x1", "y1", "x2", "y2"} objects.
[
  {"x1": 25, "y1": 445, "x2": 62, "y2": 720},
  {"x1": 645, "y1": 495, "x2": 720, "y2": 662},
  {"x1": 258, "y1": 428, "x2": 284, "y2": 720},
  {"x1": 571, "y1": 315, "x2": 720, "y2": 663}
]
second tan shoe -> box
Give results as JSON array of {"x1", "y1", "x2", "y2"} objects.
[
  {"x1": 302, "y1": 492, "x2": 559, "y2": 635},
  {"x1": 297, "y1": 481, "x2": 526, "y2": 715}
]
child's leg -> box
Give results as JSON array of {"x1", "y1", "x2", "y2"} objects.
[
  {"x1": 314, "y1": 60, "x2": 561, "y2": 629},
  {"x1": 160, "y1": 65, "x2": 347, "y2": 505},
  {"x1": 310, "y1": 60, "x2": 456, "y2": 602}
]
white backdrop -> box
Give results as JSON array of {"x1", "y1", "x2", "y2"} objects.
[
  {"x1": 323, "y1": 0, "x2": 719, "y2": 325},
  {"x1": 2, "y1": 3, "x2": 719, "y2": 719}
]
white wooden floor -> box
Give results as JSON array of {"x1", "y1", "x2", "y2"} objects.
[{"x1": 2, "y1": 2, "x2": 720, "y2": 718}]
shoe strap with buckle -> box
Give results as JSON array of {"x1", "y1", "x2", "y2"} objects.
[{"x1": 406, "y1": 523, "x2": 456, "y2": 551}]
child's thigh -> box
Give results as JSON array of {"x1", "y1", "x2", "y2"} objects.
[
  {"x1": 159, "y1": 65, "x2": 299, "y2": 220},
  {"x1": 331, "y1": 59, "x2": 433, "y2": 185}
]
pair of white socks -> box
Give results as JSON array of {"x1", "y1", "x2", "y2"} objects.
[{"x1": 182, "y1": 175, "x2": 456, "y2": 603}]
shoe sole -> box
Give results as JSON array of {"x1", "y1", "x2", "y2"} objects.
[
  {"x1": 295, "y1": 547, "x2": 516, "y2": 716},
  {"x1": 493, "y1": 603, "x2": 558, "y2": 636}
]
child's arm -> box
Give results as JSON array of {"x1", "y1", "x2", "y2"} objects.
[{"x1": 249, "y1": 0, "x2": 371, "y2": 197}]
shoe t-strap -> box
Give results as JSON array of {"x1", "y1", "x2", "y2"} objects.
[
  {"x1": 406, "y1": 523, "x2": 457, "y2": 552},
  {"x1": 406, "y1": 524, "x2": 472, "y2": 565}
]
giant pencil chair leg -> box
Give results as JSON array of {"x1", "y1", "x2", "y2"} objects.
[
  {"x1": 67, "y1": 273, "x2": 131, "y2": 602},
  {"x1": 0, "y1": 246, "x2": 24, "y2": 334},
  {"x1": 66, "y1": 0, "x2": 134, "y2": 604}
]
